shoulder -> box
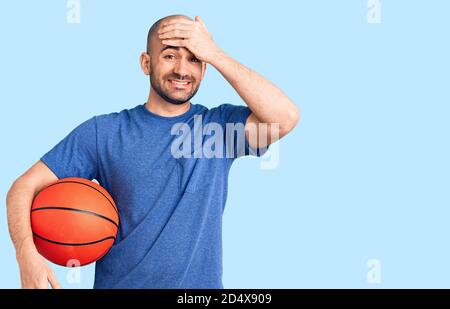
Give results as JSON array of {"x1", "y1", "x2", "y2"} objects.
[
  {"x1": 96, "y1": 105, "x2": 138, "y2": 122},
  {"x1": 85, "y1": 105, "x2": 142, "y2": 140},
  {"x1": 94, "y1": 104, "x2": 142, "y2": 128},
  {"x1": 199, "y1": 103, "x2": 250, "y2": 122},
  {"x1": 205, "y1": 104, "x2": 251, "y2": 125},
  {"x1": 207, "y1": 103, "x2": 242, "y2": 114}
]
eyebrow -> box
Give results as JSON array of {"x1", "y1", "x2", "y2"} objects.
[{"x1": 161, "y1": 45, "x2": 180, "y2": 52}]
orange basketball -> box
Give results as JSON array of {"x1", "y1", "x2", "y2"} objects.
[{"x1": 31, "y1": 177, "x2": 119, "y2": 267}]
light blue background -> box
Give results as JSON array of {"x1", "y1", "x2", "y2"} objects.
[{"x1": 1, "y1": 0, "x2": 449, "y2": 288}]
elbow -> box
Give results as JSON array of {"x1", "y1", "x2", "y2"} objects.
[
  {"x1": 7, "y1": 177, "x2": 32, "y2": 200},
  {"x1": 6, "y1": 181, "x2": 17, "y2": 211},
  {"x1": 291, "y1": 105, "x2": 301, "y2": 128},
  {"x1": 280, "y1": 105, "x2": 301, "y2": 137},
  {"x1": 6, "y1": 178, "x2": 21, "y2": 203},
  {"x1": 8, "y1": 176, "x2": 26, "y2": 191}
]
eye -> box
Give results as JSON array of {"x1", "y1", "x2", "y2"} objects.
[
  {"x1": 163, "y1": 54, "x2": 175, "y2": 60},
  {"x1": 191, "y1": 57, "x2": 200, "y2": 63}
]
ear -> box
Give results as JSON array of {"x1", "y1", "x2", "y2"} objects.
[{"x1": 140, "y1": 52, "x2": 151, "y2": 75}]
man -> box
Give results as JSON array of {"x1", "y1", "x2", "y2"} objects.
[{"x1": 6, "y1": 14, "x2": 300, "y2": 288}]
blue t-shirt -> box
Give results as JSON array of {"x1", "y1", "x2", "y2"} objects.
[{"x1": 40, "y1": 103, "x2": 267, "y2": 288}]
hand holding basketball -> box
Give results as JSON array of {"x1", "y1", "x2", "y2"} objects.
[{"x1": 16, "y1": 241, "x2": 61, "y2": 289}]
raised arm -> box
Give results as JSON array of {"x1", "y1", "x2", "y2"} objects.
[
  {"x1": 157, "y1": 15, "x2": 300, "y2": 149},
  {"x1": 209, "y1": 50, "x2": 300, "y2": 148}
]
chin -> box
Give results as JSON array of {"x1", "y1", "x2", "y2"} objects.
[{"x1": 164, "y1": 96, "x2": 189, "y2": 105}]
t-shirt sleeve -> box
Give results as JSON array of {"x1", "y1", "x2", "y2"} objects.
[
  {"x1": 218, "y1": 104, "x2": 270, "y2": 158},
  {"x1": 40, "y1": 116, "x2": 98, "y2": 180}
]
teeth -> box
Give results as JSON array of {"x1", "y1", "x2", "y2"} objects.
[{"x1": 170, "y1": 80, "x2": 189, "y2": 85}]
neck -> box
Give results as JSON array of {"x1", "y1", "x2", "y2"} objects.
[{"x1": 145, "y1": 89, "x2": 191, "y2": 117}]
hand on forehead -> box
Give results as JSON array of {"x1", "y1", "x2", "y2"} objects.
[
  {"x1": 150, "y1": 17, "x2": 191, "y2": 49},
  {"x1": 161, "y1": 16, "x2": 193, "y2": 27},
  {"x1": 158, "y1": 16, "x2": 194, "y2": 35}
]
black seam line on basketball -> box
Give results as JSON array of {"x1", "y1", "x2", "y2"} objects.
[
  {"x1": 45, "y1": 181, "x2": 118, "y2": 216},
  {"x1": 33, "y1": 232, "x2": 116, "y2": 247},
  {"x1": 31, "y1": 206, "x2": 118, "y2": 228}
]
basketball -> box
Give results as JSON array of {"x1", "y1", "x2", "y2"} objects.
[{"x1": 31, "y1": 177, "x2": 119, "y2": 267}]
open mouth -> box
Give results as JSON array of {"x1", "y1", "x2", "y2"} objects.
[{"x1": 168, "y1": 79, "x2": 192, "y2": 90}]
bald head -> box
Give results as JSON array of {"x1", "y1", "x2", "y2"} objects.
[{"x1": 146, "y1": 14, "x2": 193, "y2": 54}]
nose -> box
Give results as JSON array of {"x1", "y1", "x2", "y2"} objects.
[{"x1": 173, "y1": 58, "x2": 190, "y2": 79}]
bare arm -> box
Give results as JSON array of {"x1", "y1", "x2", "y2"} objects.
[
  {"x1": 158, "y1": 16, "x2": 300, "y2": 149},
  {"x1": 6, "y1": 160, "x2": 61, "y2": 289},
  {"x1": 210, "y1": 50, "x2": 300, "y2": 148}
]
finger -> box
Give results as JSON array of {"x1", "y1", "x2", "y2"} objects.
[
  {"x1": 48, "y1": 271, "x2": 62, "y2": 289},
  {"x1": 36, "y1": 278, "x2": 48, "y2": 289},
  {"x1": 161, "y1": 39, "x2": 187, "y2": 47},
  {"x1": 195, "y1": 16, "x2": 207, "y2": 29},
  {"x1": 159, "y1": 29, "x2": 191, "y2": 40},
  {"x1": 158, "y1": 22, "x2": 193, "y2": 34},
  {"x1": 162, "y1": 18, "x2": 194, "y2": 27}
]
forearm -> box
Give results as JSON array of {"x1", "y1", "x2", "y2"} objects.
[
  {"x1": 6, "y1": 179, "x2": 61, "y2": 289},
  {"x1": 210, "y1": 50, "x2": 300, "y2": 132},
  {"x1": 6, "y1": 180, "x2": 38, "y2": 259}
]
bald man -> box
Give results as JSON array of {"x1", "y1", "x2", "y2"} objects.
[{"x1": 7, "y1": 14, "x2": 300, "y2": 288}]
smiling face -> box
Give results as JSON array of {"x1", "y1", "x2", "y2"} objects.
[
  {"x1": 150, "y1": 45, "x2": 204, "y2": 105},
  {"x1": 144, "y1": 16, "x2": 206, "y2": 105}
]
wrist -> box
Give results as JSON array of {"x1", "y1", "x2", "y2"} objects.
[
  {"x1": 15, "y1": 236, "x2": 37, "y2": 262},
  {"x1": 209, "y1": 48, "x2": 227, "y2": 67}
]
